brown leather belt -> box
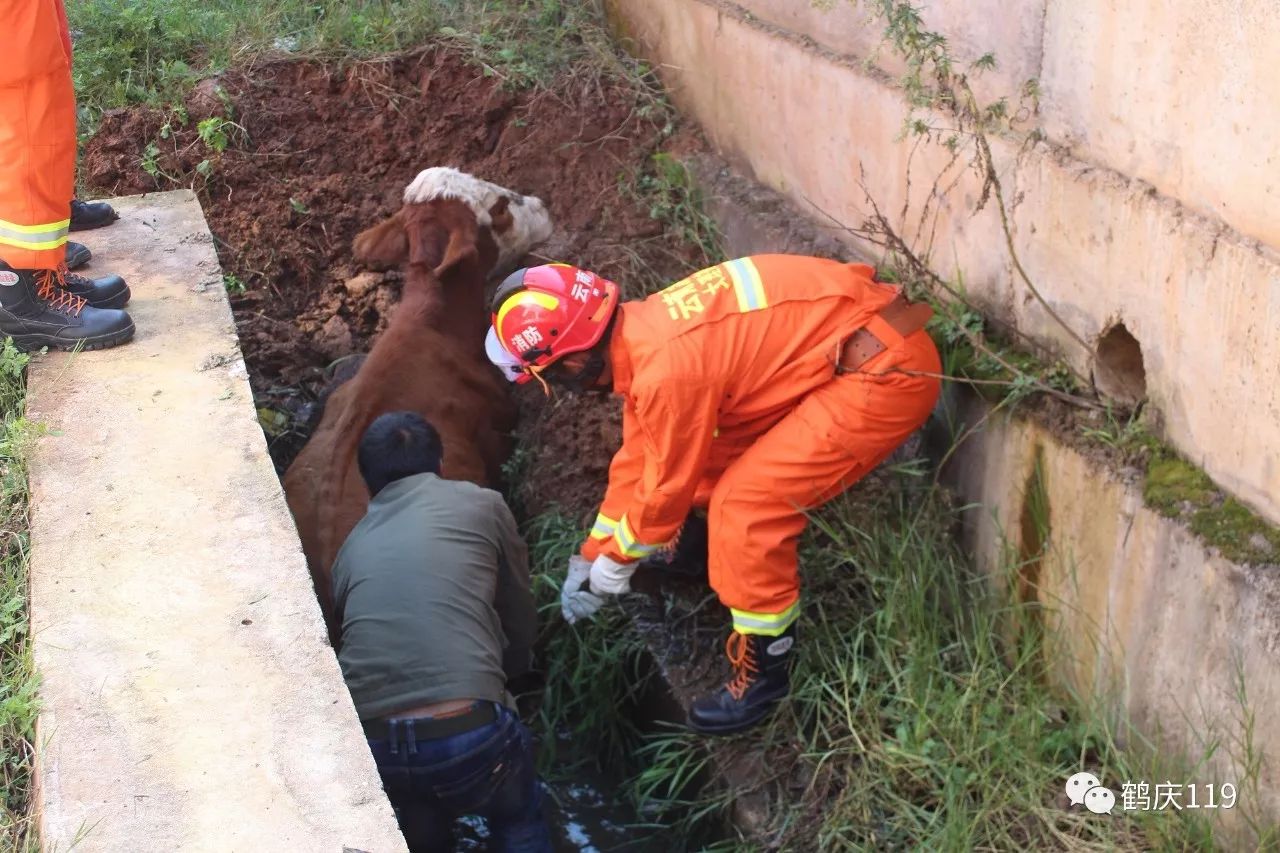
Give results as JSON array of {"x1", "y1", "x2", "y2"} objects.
[
  {"x1": 361, "y1": 701, "x2": 497, "y2": 742},
  {"x1": 837, "y1": 295, "x2": 934, "y2": 373}
]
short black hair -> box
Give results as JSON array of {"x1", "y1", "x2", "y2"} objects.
[{"x1": 357, "y1": 411, "x2": 444, "y2": 496}]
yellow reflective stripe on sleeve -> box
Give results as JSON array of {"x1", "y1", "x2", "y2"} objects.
[
  {"x1": 615, "y1": 515, "x2": 660, "y2": 559},
  {"x1": 730, "y1": 600, "x2": 801, "y2": 636},
  {"x1": 589, "y1": 512, "x2": 618, "y2": 540},
  {"x1": 724, "y1": 257, "x2": 768, "y2": 313}
]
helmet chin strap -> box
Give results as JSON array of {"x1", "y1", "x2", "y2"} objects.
[
  {"x1": 538, "y1": 346, "x2": 608, "y2": 393},
  {"x1": 570, "y1": 349, "x2": 608, "y2": 392},
  {"x1": 539, "y1": 310, "x2": 616, "y2": 393}
]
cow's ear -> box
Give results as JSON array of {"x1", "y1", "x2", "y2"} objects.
[
  {"x1": 353, "y1": 212, "x2": 408, "y2": 269},
  {"x1": 430, "y1": 223, "x2": 478, "y2": 279},
  {"x1": 408, "y1": 212, "x2": 477, "y2": 278},
  {"x1": 488, "y1": 195, "x2": 514, "y2": 236}
]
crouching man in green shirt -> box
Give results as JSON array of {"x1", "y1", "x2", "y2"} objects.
[{"x1": 332, "y1": 411, "x2": 552, "y2": 852}]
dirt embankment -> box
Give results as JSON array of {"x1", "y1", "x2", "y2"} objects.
[{"x1": 82, "y1": 48, "x2": 706, "y2": 516}]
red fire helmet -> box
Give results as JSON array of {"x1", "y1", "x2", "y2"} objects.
[{"x1": 489, "y1": 263, "x2": 620, "y2": 384}]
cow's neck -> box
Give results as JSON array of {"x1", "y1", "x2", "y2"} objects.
[{"x1": 401, "y1": 266, "x2": 487, "y2": 346}]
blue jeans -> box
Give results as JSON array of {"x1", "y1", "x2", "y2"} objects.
[{"x1": 367, "y1": 703, "x2": 552, "y2": 853}]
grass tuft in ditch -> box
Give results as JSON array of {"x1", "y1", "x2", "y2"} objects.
[
  {"x1": 0, "y1": 341, "x2": 38, "y2": 853},
  {"x1": 520, "y1": 510, "x2": 649, "y2": 776}
]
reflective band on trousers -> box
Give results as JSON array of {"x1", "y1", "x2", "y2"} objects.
[
  {"x1": 730, "y1": 600, "x2": 801, "y2": 636},
  {"x1": 589, "y1": 512, "x2": 618, "y2": 540},
  {"x1": 0, "y1": 217, "x2": 70, "y2": 252},
  {"x1": 615, "y1": 515, "x2": 659, "y2": 559}
]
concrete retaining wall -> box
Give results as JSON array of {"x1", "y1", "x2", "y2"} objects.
[
  {"x1": 950, "y1": 398, "x2": 1280, "y2": 836},
  {"x1": 605, "y1": 0, "x2": 1280, "y2": 528}
]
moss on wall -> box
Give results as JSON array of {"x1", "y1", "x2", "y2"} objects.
[{"x1": 1143, "y1": 455, "x2": 1280, "y2": 563}]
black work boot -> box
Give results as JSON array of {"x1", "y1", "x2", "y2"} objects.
[
  {"x1": 0, "y1": 265, "x2": 135, "y2": 351},
  {"x1": 65, "y1": 241, "x2": 91, "y2": 270},
  {"x1": 687, "y1": 624, "x2": 796, "y2": 735},
  {"x1": 59, "y1": 271, "x2": 131, "y2": 310},
  {"x1": 640, "y1": 512, "x2": 709, "y2": 579},
  {"x1": 69, "y1": 199, "x2": 119, "y2": 232}
]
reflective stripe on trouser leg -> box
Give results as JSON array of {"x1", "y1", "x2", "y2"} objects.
[
  {"x1": 731, "y1": 600, "x2": 801, "y2": 637},
  {"x1": 0, "y1": 218, "x2": 69, "y2": 252},
  {"x1": 706, "y1": 330, "x2": 943, "y2": 622},
  {"x1": 0, "y1": 66, "x2": 77, "y2": 270}
]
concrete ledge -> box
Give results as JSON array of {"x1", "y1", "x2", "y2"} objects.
[
  {"x1": 26, "y1": 191, "x2": 404, "y2": 852},
  {"x1": 607, "y1": 0, "x2": 1280, "y2": 528},
  {"x1": 949, "y1": 396, "x2": 1280, "y2": 837}
]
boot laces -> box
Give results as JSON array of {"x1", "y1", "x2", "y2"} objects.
[
  {"x1": 35, "y1": 267, "x2": 88, "y2": 316},
  {"x1": 724, "y1": 632, "x2": 761, "y2": 700}
]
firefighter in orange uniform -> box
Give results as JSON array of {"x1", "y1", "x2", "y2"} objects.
[
  {"x1": 0, "y1": 0, "x2": 134, "y2": 350},
  {"x1": 487, "y1": 256, "x2": 941, "y2": 734}
]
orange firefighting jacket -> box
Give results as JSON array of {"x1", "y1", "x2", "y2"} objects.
[{"x1": 581, "y1": 255, "x2": 902, "y2": 565}]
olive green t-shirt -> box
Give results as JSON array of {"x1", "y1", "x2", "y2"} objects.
[{"x1": 331, "y1": 473, "x2": 536, "y2": 721}]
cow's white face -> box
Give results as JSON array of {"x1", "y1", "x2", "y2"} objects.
[{"x1": 403, "y1": 167, "x2": 552, "y2": 275}]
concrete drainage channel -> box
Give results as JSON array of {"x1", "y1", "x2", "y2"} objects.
[{"x1": 30, "y1": 32, "x2": 1279, "y2": 853}]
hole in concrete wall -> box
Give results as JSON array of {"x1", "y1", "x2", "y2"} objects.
[{"x1": 1094, "y1": 322, "x2": 1147, "y2": 408}]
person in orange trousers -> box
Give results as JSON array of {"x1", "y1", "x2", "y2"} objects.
[
  {"x1": 0, "y1": 0, "x2": 134, "y2": 351},
  {"x1": 486, "y1": 255, "x2": 942, "y2": 734}
]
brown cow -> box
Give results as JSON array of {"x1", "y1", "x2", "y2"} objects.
[{"x1": 283, "y1": 168, "x2": 552, "y2": 638}]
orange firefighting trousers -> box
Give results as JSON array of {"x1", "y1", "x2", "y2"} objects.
[
  {"x1": 0, "y1": 0, "x2": 76, "y2": 271},
  {"x1": 694, "y1": 328, "x2": 940, "y2": 633}
]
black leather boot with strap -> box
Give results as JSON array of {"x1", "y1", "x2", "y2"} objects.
[
  {"x1": 639, "y1": 512, "x2": 709, "y2": 579},
  {"x1": 687, "y1": 623, "x2": 796, "y2": 735},
  {"x1": 0, "y1": 264, "x2": 135, "y2": 351}
]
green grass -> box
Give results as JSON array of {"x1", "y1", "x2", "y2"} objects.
[
  {"x1": 67, "y1": 0, "x2": 652, "y2": 130},
  {"x1": 0, "y1": 341, "x2": 37, "y2": 852},
  {"x1": 520, "y1": 511, "x2": 650, "y2": 774},
  {"x1": 628, "y1": 153, "x2": 723, "y2": 287},
  {"x1": 527, "y1": 474, "x2": 1245, "y2": 850}
]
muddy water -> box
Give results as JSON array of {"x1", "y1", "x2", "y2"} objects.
[{"x1": 452, "y1": 771, "x2": 674, "y2": 852}]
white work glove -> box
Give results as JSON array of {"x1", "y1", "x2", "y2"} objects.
[
  {"x1": 560, "y1": 556, "x2": 605, "y2": 624},
  {"x1": 589, "y1": 553, "x2": 636, "y2": 595}
]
